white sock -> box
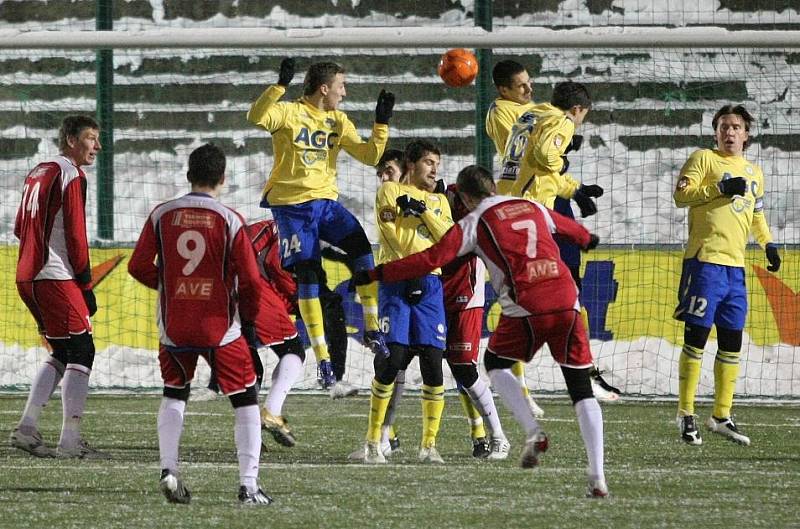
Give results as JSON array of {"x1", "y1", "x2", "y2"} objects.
[
  {"x1": 234, "y1": 404, "x2": 261, "y2": 492},
  {"x1": 19, "y1": 357, "x2": 65, "y2": 430},
  {"x1": 58, "y1": 364, "x2": 90, "y2": 448},
  {"x1": 575, "y1": 398, "x2": 605, "y2": 482},
  {"x1": 465, "y1": 377, "x2": 505, "y2": 439},
  {"x1": 489, "y1": 368, "x2": 539, "y2": 437},
  {"x1": 158, "y1": 397, "x2": 186, "y2": 472},
  {"x1": 264, "y1": 353, "x2": 302, "y2": 416}
]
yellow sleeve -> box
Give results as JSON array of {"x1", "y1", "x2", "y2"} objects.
[
  {"x1": 340, "y1": 115, "x2": 388, "y2": 166},
  {"x1": 375, "y1": 183, "x2": 404, "y2": 260},
  {"x1": 246, "y1": 85, "x2": 288, "y2": 132},
  {"x1": 532, "y1": 118, "x2": 573, "y2": 174},
  {"x1": 751, "y1": 171, "x2": 773, "y2": 247},
  {"x1": 486, "y1": 103, "x2": 514, "y2": 156},
  {"x1": 420, "y1": 195, "x2": 454, "y2": 241},
  {"x1": 556, "y1": 172, "x2": 581, "y2": 199},
  {"x1": 674, "y1": 150, "x2": 723, "y2": 207}
]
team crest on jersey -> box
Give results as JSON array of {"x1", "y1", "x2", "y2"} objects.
[
  {"x1": 301, "y1": 149, "x2": 327, "y2": 165},
  {"x1": 554, "y1": 134, "x2": 564, "y2": 148},
  {"x1": 379, "y1": 207, "x2": 396, "y2": 222},
  {"x1": 325, "y1": 118, "x2": 336, "y2": 128},
  {"x1": 676, "y1": 177, "x2": 689, "y2": 191},
  {"x1": 416, "y1": 224, "x2": 431, "y2": 239}
]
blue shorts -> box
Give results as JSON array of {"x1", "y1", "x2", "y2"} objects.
[
  {"x1": 379, "y1": 275, "x2": 447, "y2": 349},
  {"x1": 673, "y1": 258, "x2": 747, "y2": 330},
  {"x1": 269, "y1": 199, "x2": 365, "y2": 268}
]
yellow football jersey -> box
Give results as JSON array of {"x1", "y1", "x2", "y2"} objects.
[
  {"x1": 485, "y1": 98, "x2": 538, "y2": 157},
  {"x1": 510, "y1": 103, "x2": 580, "y2": 207},
  {"x1": 375, "y1": 182, "x2": 453, "y2": 273},
  {"x1": 247, "y1": 85, "x2": 388, "y2": 206},
  {"x1": 674, "y1": 149, "x2": 773, "y2": 267}
]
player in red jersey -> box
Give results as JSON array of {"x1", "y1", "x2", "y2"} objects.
[
  {"x1": 10, "y1": 115, "x2": 109, "y2": 460},
  {"x1": 441, "y1": 182, "x2": 510, "y2": 460},
  {"x1": 128, "y1": 143, "x2": 271, "y2": 505},
  {"x1": 354, "y1": 165, "x2": 608, "y2": 498}
]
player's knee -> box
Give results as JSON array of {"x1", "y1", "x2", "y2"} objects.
[
  {"x1": 273, "y1": 337, "x2": 306, "y2": 363},
  {"x1": 48, "y1": 338, "x2": 70, "y2": 367},
  {"x1": 164, "y1": 385, "x2": 190, "y2": 402},
  {"x1": 561, "y1": 366, "x2": 594, "y2": 404},
  {"x1": 229, "y1": 385, "x2": 258, "y2": 408},
  {"x1": 684, "y1": 323, "x2": 711, "y2": 349},
  {"x1": 66, "y1": 333, "x2": 95, "y2": 369},
  {"x1": 484, "y1": 350, "x2": 515, "y2": 372},
  {"x1": 293, "y1": 259, "x2": 320, "y2": 285},
  {"x1": 419, "y1": 347, "x2": 444, "y2": 386},
  {"x1": 448, "y1": 361, "x2": 478, "y2": 387},
  {"x1": 717, "y1": 327, "x2": 743, "y2": 352},
  {"x1": 336, "y1": 231, "x2": 372, "y2": 261}
]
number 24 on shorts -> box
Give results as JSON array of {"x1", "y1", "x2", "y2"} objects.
[{"x1": 281, "y1": 234, "x2": 302, "y2": 258}]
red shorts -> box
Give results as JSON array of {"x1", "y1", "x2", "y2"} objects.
[
  {"x1": 445, "y1": 307, "x2": 483, "y2": 365},
  {"x1": 252, "y1": 282, "x2": 298, "y2": 346},
  {"x1": 159, "y1": 336, "x2": 256, "y2": 395},
  {"x1": 17, "y1": 280, "x2": 92, "y2": 339},
  {"x1": 488, "y1": 310, "x2": 593, "y2": 368}
]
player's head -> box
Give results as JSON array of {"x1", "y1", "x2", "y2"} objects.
[
  {"x1": 304, "y1": 62, "x2": 346, "y2": 110},
  {"x1": 492, "y1": 60, "x2": 532, "y2": 105},
  {"x1": 551, "y1": 81, "x2": 592, "y2": 126},
  {"x1": 404, "y1": 139, "x2": 441, "y2": 192},
  {"x1": 187, "y1": 143, "x2": 226, "y2": 190},
  {"x1": 456, "y1": 165, "x2": 495, "y2": 210},
  {"x1": 377, "y1": 149, "x2": 404, "y2": 183},
  {"x1": 712, "y1": 104, "x2": 753, "y2": 155},
  {"x1": 59, "y1": 115, "x2": 101, "y2": 167}
]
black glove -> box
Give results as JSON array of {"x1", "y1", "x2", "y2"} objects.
[
  {"x1": 82, "y1": 289, "x2": 97, "y2": 317},
  {"x1": 352, "y1": 267, "x2": 383, "y2": 286},
  {"x1": 584, "y1": 234, "x2": 600, "y2": 251},
  {"x1": 434, "y1": 179, "x2": 446, "y2": 194},
  {"x1": 580, "y1": 184, "x2": 604, "y2": 198},
  {"x1": 396, "y1": 195, "x2": 426, "y2": 217},
  {"x1": 277, "y1": 58, "x2": 295, "y2": 86},
  {"x1": 572, "y1": 189, "x2": 598, "y2": 218},
  {"x1": 375, "y1": 89, "x2": 395, "y2": 125},
  {"x1": 766, "y1": 243, "x2": 781, "y2": 272},
  {"x1": 559, "y1": 156, "x2": 570, "y2": 175},
  {"x1": 404, "y1": 278, "x2": 425, "y2": 305},
  {"x1": 565, "y1": 134, "x2": 583, "y2": 154},
  {"x1": 718, "y1": 176, "x2": 747, "y2": 197}
]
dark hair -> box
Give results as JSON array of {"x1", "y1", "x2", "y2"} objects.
[
  {"x1": 492, "y1": 59, "x2": 526, "y2": 88},
  {"x1": 456, "y1": 165, "x2": 495, "y2": 200},
  {"x1": 712, "y1": 104, "x2": 754, "y2": 133},
  {"x1": 377, "y1": 149, "x2": 404, "y2": 175},
  {"x1": 187, "y1": 143, "x2": 226, "y2": 187},
  {"x1": 551, "y1": 81, "x2": 592, "y2": 111},
  {"x1": 58, "y1": 115, "x2": 99, "y2": 152},
  {"x1": 404, "y1": 139, "x2": 441, "y2": 165},
  {"x1": 303, "y1": 62, "x2": 345, "y2": 96}
]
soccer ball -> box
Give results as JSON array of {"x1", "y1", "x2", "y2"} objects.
[{"x1": 437, "y1": 48, "x2": 478, "y2": 87}]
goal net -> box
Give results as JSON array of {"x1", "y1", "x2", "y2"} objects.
[{"x1": 0, "y1": 34, "x2": 798, "y2": 398}]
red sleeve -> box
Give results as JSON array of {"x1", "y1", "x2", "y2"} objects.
[
  {"x1": 127, "y1": 217, "x2": 159, "y2": 290},
  {"x1": 231, "y1": 228, "x2": 263, "y2": 324},
  {"x1": 380, "y1": 225, "x2": 464, "y2": 282},
  {"x1": 62, "y1": 176, "x2": 91, "y2": 286},
  {"x1": 548, "y1": 209, "x2": 592, "y2": 248}
]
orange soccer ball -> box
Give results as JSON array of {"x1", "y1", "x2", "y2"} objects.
[{"x1": 437, "y1": 48, "x2": 478, "y2": 87}]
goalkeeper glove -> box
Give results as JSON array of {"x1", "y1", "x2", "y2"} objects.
[
  {"x1": 277, "y1": 58, "x2": 295, "y2": 87},
  {"x1": 404, "y1": 278, "x2": 425, "y2": 305},
  {"x1": 572, "y1": 189, "x2": 597, "y2": 218},
  {"x1": 580, "y1": 184, "x2": 604, "y2": 198},
  {"x1": 766, "y1": 243, "x2": 781, "y2": 272},
  {"x1": 559, "y1": 156, "x2": 570, "y2": 175},
  {"x1": 82, "y1": 289, "x2": 97, "y2": 317},
  {"x1": 396, "y1": 195, "x2": 426, "y2": 217},
  {"x1": 375, "y1": 89, "x2": 395, "y2": 125},
  {"x1": 564, "y1": 134, "x2": 583, "y2": 154},
  {"x1": 718, "y1": 176, "x2": 747, "y2": 197},
  {"x1": 352, "y1": 266, "x2": 382, "y2": 286}
]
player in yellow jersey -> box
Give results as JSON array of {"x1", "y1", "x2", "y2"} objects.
[
  {"x1": 361, "y1": 140, "x2": 453, "y2": 464},
  {"x1": 673, "y1": 104, "x2": 781, "y2": 447},
  {"x1": 246, "y1": 59, "x2": 395, "y2": 388}
]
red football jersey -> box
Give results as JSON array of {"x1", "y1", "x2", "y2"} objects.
[
  {"x1": 442, "y1": 184, "x2": 485, "y2": 311},
  {"x1": 128, "y1": 193, "x2": 261, "y2": 348},
  {"x1": 380, "y1": 195, "x2": 591, "y2": 317},
  {"x1": 246, "y1": 219, "x2": 297, "y2": 313},
  {"x1": 15, "y1": 156, "x2": 91, "y2": 285}
]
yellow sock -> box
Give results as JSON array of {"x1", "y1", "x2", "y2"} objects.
[
  {"x1": 421, "y1": 384, "x2": 445, "y2": 448},
  {"x1": 511, "y1": 361, "x2": 529, "y2": 397},
  {"x1": 713, "y1": 349, "x2": 741, "y2": 419},
  {"x1": 356, "y1": 282, "x2": 380, "y2": 332},
  {"x1": 298, "y1": 296, "x2": 329, "y2": 362},
  {"x1": 678, "y1": 344, "x2": 704, "y2": 416},
  {"x1": 458, "y1": 389, "x2": 486, "y2": 440},
  {"x1": 367, "y1": 379, "x2": 394, "y2": 443}
]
